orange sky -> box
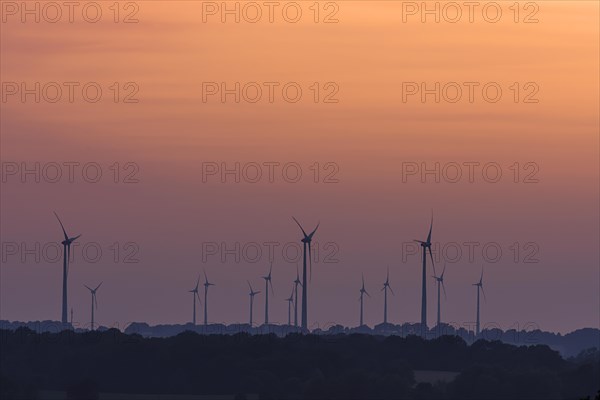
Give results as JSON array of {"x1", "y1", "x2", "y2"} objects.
[{"x1": 1, "y1": 1, "x2": 598, "y2": 333}]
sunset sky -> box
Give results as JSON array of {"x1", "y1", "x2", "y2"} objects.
[{"x1": 1, "y1": 1, "x2": 598, "y2": 334}]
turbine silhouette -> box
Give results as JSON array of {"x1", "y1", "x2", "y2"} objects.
[
  {"x1": 292, "y1": 217, "x2": 319, "y2": 330},
  {"x1": 84, "y1": 282, "x2": 102, "y2": 330},
  {"x1": 293, "y1": 263, "x2": 302, "y2": 327},
  {"x1": 473, "y1": 266, "x2": 486, "y2": 336},
  {"x1": 381, "y1": 267, "x2": 395, "y2": 324},
  {"x1": 285, "y1": 286, "x2": 294, "y2": 326},
  {"x1": 189, "y1": 275, "x2": 201, "y2": 325},
  {"x1": 359, "y1": 274, "x2": 370, "y2": 326},
  {"x1": 262, "y1": 264, "x2": 275, "y2": 324},
  {"x1": 203, "y1": 270, "x2": 214, "y2": 326},
  {"x1": 247, "y1": 281, "x2": 260, "y2": 326},
  {"x1": 54, "y1": 212, "x2": 81, "y2": 324},
  {"x1": 433, "y1": 263, "x2": 447, "y2": 329},
  {"x1": 414, "y1": 211, "x2": 435, "y2": 331}
]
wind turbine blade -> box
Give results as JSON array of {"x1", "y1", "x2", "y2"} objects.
[
  {"x1": 71, "y1": 234, "x2": 82, "y2": 241},
  {"x1": 428, "y1": 247, "x2": 436, "y2": 277},
  {"x1": 386, "y1": 267, "x2": 390, "y2": 282},
  {"x1": 53, "y1": 212, "x2": 69, "y2": 241},
  {"x1": 442, "y1": 281, "x2": 447, "y2": 300},
  {"x1": 442, "y1": 263, "x2": 447, "y2": 278},
  {"x1": 308, "y1": 222, "x2": 320, "y2": 239},
  {"x1": 247, "y1": 280, "x2": 253, "y2": 292},
  {"x1": 389, "y1": 285, "x2": 395, "y2": 296},
  {"x1": 196, "y1": 291, "x2": 202, "y2": 305},
  {"x1": 427, "y1": 210, "x2": 433, "y2": 243},
  {"x1": 94, "y1": 282, "x2": 103, "y2": 291},
  {"x1": 481, "y1": 285, "x2": 487, "y2": 302},
  {"x1": 365, "y1": 290, "x2": 371, "y2": 298},
  {"x1": 84, "y1": 284, "x2": 93, "y2": 291},
  {"x1": 204, "y1": 269, "x2": 208, "y2": 284},
  {"x1": 292, "y1": 216, "x2": 308, "y2": 237}
]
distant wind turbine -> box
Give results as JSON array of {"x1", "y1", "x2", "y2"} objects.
[
  {"x1": 189, "y1": 275, "x2": 201, "y2": 325},
  {"x1": 262, "y1": 264, "x2": 274, "y2": 324},
  {"x1": 381, "y1": 267, "x2": 394, "y2": 324},
  {"x1": 54, "y1": 212, "x2": 81, "y2": 324},
  {"x1": 203, "y1": 270, "x2": 214, "y2": 326},
  {"x1": 293, "y1": 263, "x2": 302, "y2": 327},
  {"x1": 292, "y1": 217, "x2": 319, "y2": 330},
  {"x1": 247, "y1": 281, "x2": 260, "y2": 326},
  {"x1": 84, "y1": 282, "x2": 102, "y2": 330},
  {"x1": 359, "y1": 274, "x2": 370, "y2": 326},
  {"x1": 285, "y1": 287, "x2": 294, "y2": 326},
  {"x1": 414, "y1": 211, "x2": 435, "y2": 330},
  {"x1": 433, "y1": 263, "x2": 447, "y2": 328},
  {"x1": 473, "y1": 266, "x2": 486, "y2": 336}
]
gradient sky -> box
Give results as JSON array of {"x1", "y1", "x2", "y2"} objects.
[{"x1": 1, "y1": 1, "x2": 598, "y2": 334}]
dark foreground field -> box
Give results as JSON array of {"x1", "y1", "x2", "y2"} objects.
[{"x1": 1, "y1": 328, "x2": 598, "y2": 400}]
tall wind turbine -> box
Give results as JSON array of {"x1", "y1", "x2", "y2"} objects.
[
  {"x1": 189, "y1": 275, "x2": 201, "y2": 325},
  {"x1": 433, "y1": 263, "x2": 447, "y2": 328},
  {"x1": 54, "y1": 212, "x2": 81, "y2": 324},
  {"x1": 473, "y1": 266, "x2": 486, "y2": 336},
  {"x1": 293, "y1": 263, "x2": 302, "y2": 327},
  {"x1": 381, "y1": 267, "x2": 394, "y2": 324},
  {"x1": 285, "y1": 287, "x2": 294, "y2": 326},
  {"x1": 414, "y1": 211, "x2": 435, "y2": 330},
  {"x1": 359, "y1": 274, "x2": 370, "y2": 326},
  {"x1": 292, "y1": 217, "x2": 319, "y2": 330},
  {"x1": 84, "y1": 282, "x2": 102, "y2": 330},
  {"x1": 262, "y1": 264, "x2": 274, "y2": 324},
  {"x1": 247, "y1": 281, "x2": 260, "y2": 326},
  {"x1": 203, "y1": 270, "x2": 214, "y2": 326}
]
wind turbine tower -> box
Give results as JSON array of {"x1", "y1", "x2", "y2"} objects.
[
  {"x1": 293, "y1": 264, "x2": 302, "y2": 327},
  {"x1": 359, "y1": 274, "x2": 370, "y2": 326},
  {"x1": 473, "y1": 266, "x2": 486, "y2": 336},
  {"x1": 54, "y1": 212, "x2": 82, "y2": 324},
  {"x1": 84, "y1": 282, "x2": 102, "y2": 330},
  {"x1": 433, "y1": 263, "x2": 447, "y2": 329},
  {"x1": 292, "y1": 217, "x2": 319, "y2": 330},
  {"x1": 382, "y1": 267, "x2": 394, "y2": 324},
  {"x1": 247, "y1": 281, "x2": 260, "y2": 326},
  {"x1": 262, "y1": 264, "x2": 274, "y2": 324},
  {"x1": 203, "y1": 270, "x2": 214, "y2": 326},
  {"x1": 189, "y1": 275, "x2": 201, "y2": 325},
  {"x1": 414, "y1": 212, "x2": 434, "y2": 331}
]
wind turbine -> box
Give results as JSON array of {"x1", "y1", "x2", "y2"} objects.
[
  {"x1": 203, "y1": 270, "x2": 214, "y2": 326},
  {"x1": 293, "y1": 263, "x2": 302, "y2": 327},
  {"x1": 292, "y1": 217, "x2": 319, "y2": 330},
  {"x1": 433, "y1": 263, "x2": 447, "y2": 328},
  {"x1": 285, "y1": 287, "x2": 294, "y2": 326},
  {"x1": 189, "y1": 275, "x2": 201, "y2": 325},
  {"x1": 84, "y1": 282, "x2": 102, "y2": 330},
  {"x1": 247, "y1": 281, "x2": 261, "y2": 326},
  {"x1": 381, "y1": 267, "x2": 394, "y2": 324},
  {"x1": 262, "y1": 264, "x2": 274, "y2": 324},
  {"x1": 473, "y1": 266, "x2": 486, "y2": 336},
  {"x1": 54, "y1": 212, "x2": 81, "y2": 324},
  {"x1": 359, "y1": 274, "x2": 370, "y2": 326},
  {"x1": 414, "y1": 211, "x2": 435, "y2": 330}
]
